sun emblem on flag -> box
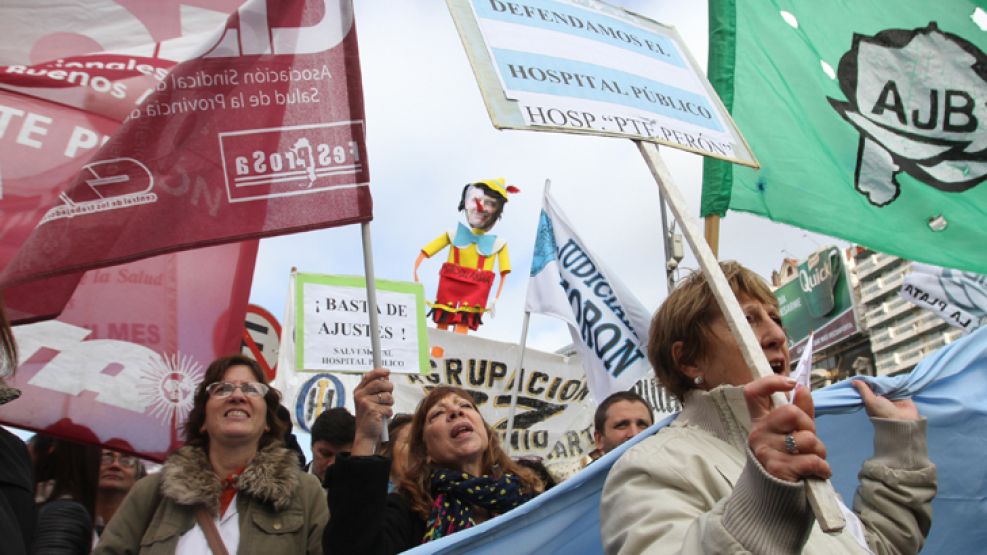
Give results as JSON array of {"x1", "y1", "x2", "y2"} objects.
[{"x1": 137, "y1": 352, "x2": 202, "y2": 426}]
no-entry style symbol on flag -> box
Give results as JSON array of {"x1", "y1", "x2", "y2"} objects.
[{"x1": 242, "y1": 304, "x2": 282, "y2": 381}]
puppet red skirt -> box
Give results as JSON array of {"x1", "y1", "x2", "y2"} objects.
[{"x1": 429, "y1": 262, "x2": 494, "y2": 331}]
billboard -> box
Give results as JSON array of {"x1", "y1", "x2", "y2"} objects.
[{"x1": 774, "y1": 246, "x2": 861, "y2": 360}]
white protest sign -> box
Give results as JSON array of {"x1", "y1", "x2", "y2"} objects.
[
  {"x1": 447, "y1": 0, "x2": 757, "y2": 166},
  {"x1": 279, "y1": 326, "x2": 678, "y2": 478},
  {"x1": 405, "y1": 329, "x2": 597, "y2": 476},
  {"x1": 295, "y1": 273, "x2": 429, "y2": 374}
]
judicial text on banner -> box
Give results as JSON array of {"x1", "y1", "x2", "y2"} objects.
[{"x1": 525, "y1": 188, "x2": 653, "y2": 402}]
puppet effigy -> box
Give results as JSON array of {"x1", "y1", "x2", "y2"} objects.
[{"x1": 414, "y1": 179, "x2": 518, "y2": 334}]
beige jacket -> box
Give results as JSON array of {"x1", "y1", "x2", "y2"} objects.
[
  {"x1": 601, "y1": 386, "x2": 936, "y2": 555},
  {"x1": 94, "y1": 443, "x2": 328, "y2": 555}
]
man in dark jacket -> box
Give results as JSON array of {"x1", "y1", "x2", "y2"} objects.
[{"x1": 0, "y1": 302, "x2": 34, "y2": 555}]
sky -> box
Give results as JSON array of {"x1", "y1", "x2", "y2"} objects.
[{"x1": 247, "y1": 0, "x2": 840, "y2": 354}]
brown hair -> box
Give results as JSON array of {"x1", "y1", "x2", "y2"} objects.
[
  {"x1": 378, "y1": 413, "x2": 413, "y2": 460},
  {"x1": 397, "y1": 386, "x2": 542, "y2": 519},
  {"x1": 0, "y1": 299, "x2": 17, "y2": 375},
  {"x1": 457, "y1": 182, "x2": 506, "y2": 228},
  {"x1": 593, "y1": 390, "x2": 653, "y2": 434},
  {"x1": 183, "y1": 354, "x2": 287, "y2": 449},
  {"x1": 648, "y1": 261, "x2": 779, "y2": 402},
  {"x1": 34, "y1": 437, "x2": 102, "y2": 528}
]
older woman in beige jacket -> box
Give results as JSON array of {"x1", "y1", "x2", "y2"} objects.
[{"x1": 601, "y1": 262, "x2": 936, "y2": 554}]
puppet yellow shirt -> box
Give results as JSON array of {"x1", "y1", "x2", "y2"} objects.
[{"x1": 422, "y1": 230, "x2": 511, "y2": 274}]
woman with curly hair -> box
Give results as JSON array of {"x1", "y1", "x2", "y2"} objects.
[
  {"x1": 96, "y1": 354, "x2": 328, "y2": 554},
  {"x1": 323, "y1": 369, "x2": 543, "y2": 553}
]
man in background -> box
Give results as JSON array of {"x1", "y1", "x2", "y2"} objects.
[
  {"x1": 593, "y1": 391, "x2": 654, "y2": 455},
  {"x1": 309, "y1": 407, "x2": 355, "y2": 483}
]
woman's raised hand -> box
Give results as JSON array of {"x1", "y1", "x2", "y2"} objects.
[
  {"x1": 853, "y1": 380, "x2": 920, "y2": 421},
  {"x1": 352, "y1": 368, "x2": 394, "y2": 456},
  {"x1": 745, "y1": 375, "x2": 832, "y2": 483}
]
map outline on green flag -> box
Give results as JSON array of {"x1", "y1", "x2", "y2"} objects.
[{"x1": 702, "y1": 0, "x2": 987, "y2": 274}]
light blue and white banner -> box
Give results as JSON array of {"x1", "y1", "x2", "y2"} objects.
[
  {"x1": 405, "y1": 325, "x2": 987, "y2": 554},
  {"x1": 449, "y1": 0, "x2": 755, "y2": 165},
  {"x1": 524, "y1": 188, "x2": 652, "y2": 403},
  {"x1": 900, "y1": 263, "x2": 987, "y2": 332}
]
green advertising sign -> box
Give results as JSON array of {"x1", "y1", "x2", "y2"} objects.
[{"x1": 774, "y1": 246, "x2": 860, "y2": 359}]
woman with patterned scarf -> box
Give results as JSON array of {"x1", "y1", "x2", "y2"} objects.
[{"x1": 323, "y1": 369, "x2": 544, "y2": 553}]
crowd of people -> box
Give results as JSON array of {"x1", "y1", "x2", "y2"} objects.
[{"x1": 0, "y1": 260, "x2": 938, "y2": 553}]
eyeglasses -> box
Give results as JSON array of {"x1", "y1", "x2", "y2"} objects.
[
  {"x1": 101, "y1": 452, "x2": 139, "y2": 468},
  {"x1": 205, "y1": 381, "x2": 270, "y2": 398}
]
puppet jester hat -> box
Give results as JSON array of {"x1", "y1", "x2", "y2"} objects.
[{"x1": 474, "y1": 178, "x2": 520, "y2": 200}]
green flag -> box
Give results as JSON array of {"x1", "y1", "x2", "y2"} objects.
[{"x1": 702, "y1": 0, "x2": 987, "y2": 273}]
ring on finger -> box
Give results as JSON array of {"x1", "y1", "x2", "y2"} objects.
[
  {"x1": 377, "y1": 392, "x2": 385, "y2": 404},
  {"x1": 784, "y1": 433, "x2": 799, "y2": 455}
]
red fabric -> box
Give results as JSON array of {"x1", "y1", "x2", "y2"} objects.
[
  {"x1": 431, "y1": 263, "x2": 494, "y2": 331},
  {"x1": 0, "y1": 0, "x2": 372, "y2": 291},
  {"x1": 219, "y1": 466, "x2": 246, "y2": 517},
  {"x1": 0, "y1": 241, "x2": 257, "y2": 461},
  {"x1": 0, "y1": 2, "x2": 282, "y2": 460}
]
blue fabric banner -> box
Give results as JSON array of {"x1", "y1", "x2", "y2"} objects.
[{"x1": 405, "y1": 325, "x2": 987, "y2": 554}]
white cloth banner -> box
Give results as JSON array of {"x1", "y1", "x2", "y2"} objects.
[
  {"x1": 900, "y1": 263, "x2": 987, "y2": 333},
  {"x1": 275, "y1": 310, "x2": 602, "y2": 476},
  {"x1": 524, "y1": 189, "x2": 653, "y2": 402}
]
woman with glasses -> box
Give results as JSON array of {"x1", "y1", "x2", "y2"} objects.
[
  {"x1": 96, "y1": 354, "x2": 328, "y2": 554},
  {"x1": 94, "y1": 449, "x2": 146, "y2": 538}
]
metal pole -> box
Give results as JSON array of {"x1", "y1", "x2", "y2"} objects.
[{"x1": 360, "y1": 221, "x2": 388, "y2": 442}]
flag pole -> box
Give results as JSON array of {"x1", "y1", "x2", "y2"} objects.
[
  {"x1": 503, "y1": 178, "x2": 551, "y2": 456},
  {"x1": 360, "y1": 221, "x2": 388, "y2": 443},
  {"x1": 503, "y1": 310, "x2": 530, "y2": 457},
  {"x1": 635, "y1": 140, "x2": 845, "y2": 534},
  {"x1": 658, "y1": 184, "x2": 676, "y2": 292},
  {"x1": 704, "y1": 215, "x2": 720, "y2": 258}
]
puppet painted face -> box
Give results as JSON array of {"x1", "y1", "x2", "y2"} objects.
[{"x1": 463, "y1": 185, "x2": 502, "y2": 231}]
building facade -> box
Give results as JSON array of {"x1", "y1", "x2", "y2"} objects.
[
  {"x1": 774, "y1": 246, "x2": 965, "y2": 383},
  {"x1": 849, "y1": 248, "x2": 964, "y2": 376}
]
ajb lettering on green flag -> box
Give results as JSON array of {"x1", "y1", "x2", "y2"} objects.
[{"x1": 702, "y1": 0, "x2": 987, "y2": 273}]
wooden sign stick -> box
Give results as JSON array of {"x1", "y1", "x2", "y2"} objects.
[{"x1": 636, "y1": 140, "x2": 846, "y2": 533}]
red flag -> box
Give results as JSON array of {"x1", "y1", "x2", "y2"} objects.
[
  {"x1": 0, "y1": 0, "x2": 371, "y2": 290},
  {"x1": 0, "y1": 240, "x2": 257, "y2": 460},
  {"x1": 0, "y1": 1, "x2": 269, "y2": 458},
  {"x1": 0, "y1": 90, "x2": 122, "y2": 322}
]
